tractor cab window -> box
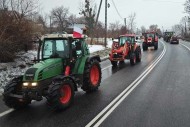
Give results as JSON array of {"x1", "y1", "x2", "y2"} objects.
[
  {"x1": 43, "y1": 39, "x2": 69, "y2": 59},
  {"x1": 119, "y1": 36, "x2": 135, "y2": 45},
  {"x1": 146, "y1": 34, "x2": 155, "y2": 38},
  {"x1": 72, "y1": 39, "x2": 83, "y2": 57}
]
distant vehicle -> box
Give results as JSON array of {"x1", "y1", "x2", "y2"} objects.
[
  {"x1": 163, "y1": 32, "x2": 174, "y2": 42},
  {"x1": 109, "y1": 34, "x2": 141, "y2": 66},
  {"x1": 142, "y1": 32, "x2": 158, "y2": 51},
  {"x1": 170, "y1": 36, "x2": 179, "y2": 44}
]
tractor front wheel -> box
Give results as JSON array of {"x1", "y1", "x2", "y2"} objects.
[
  {"x1": 3, "y1": 78, "x2": 31, "y2": 109},
  {"x1": 47, "y1": 78, "x2": 74, "y2": 111},
  {"x1": 82, "y1": 59, "x2": 102, "y2": 93}
]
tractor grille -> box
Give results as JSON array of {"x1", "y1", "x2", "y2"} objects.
[
  {"x1": 38, "y1": 70, "x2": 43, "y2": 80},
  {"x1": 25, "y1": 68, "x2": 37, "y2": 80}
]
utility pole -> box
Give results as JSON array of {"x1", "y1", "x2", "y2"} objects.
[
  {"x1": 185, "y1": 19, "x2": 187, "y2": 37},
  {"x1": 50, "y1": 16, "x2": 52, "y2": 34},
  {"x1": 91, "y1": 0, "x2": 103, "y2": 44},
  {"x1": 105, "y1": 0, "x2": 107, "y2": 47},
  {"x1": 124, "y1": 18, "x2": 127, "y2": 33}
]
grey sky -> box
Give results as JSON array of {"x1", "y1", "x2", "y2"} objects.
[{"x1": 40, "y1": 0, "x2": 186, "y2": 31}]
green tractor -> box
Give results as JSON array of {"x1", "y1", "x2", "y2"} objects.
[{"x1": 3, "y1": 34, "x2": 102, "y2": 110}]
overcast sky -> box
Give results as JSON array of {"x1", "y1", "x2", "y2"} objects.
[{"x1": 40, "y1": 0, "x2": 186, "y2": 31}]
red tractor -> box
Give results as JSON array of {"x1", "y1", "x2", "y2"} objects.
[
  {"x1": 142, "y1": 32, "x2": 158, "y2": 51},
  {"x1": 109, "y1": 34, "x2": 141, "y2": 67}
]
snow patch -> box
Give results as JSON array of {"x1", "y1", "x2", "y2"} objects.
[{"x1": 88, "y1": 45, "x2": 105, "y2": 53}]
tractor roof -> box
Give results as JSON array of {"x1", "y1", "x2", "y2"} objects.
[
  {"x1": 41, "y1": 34, "x2": 87, "y2": 40},
  {"x1": 120, "y1": 34, "x2": 136, "y2": 37}
]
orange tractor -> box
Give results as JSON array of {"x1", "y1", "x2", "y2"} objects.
[
  {"x1": 142, "y1": 32, "x2": 158, "y2": 51},
  {"x1": 109, "y1": 34, "x2": 141, "y2": 67}
]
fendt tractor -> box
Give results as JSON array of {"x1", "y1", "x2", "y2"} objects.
[
  {"x1": 142, "y1": 32, "x2": 158, "y2": 51},
  {"x1": 3, "y1": 34, "x2": 102, "y2": 110},
  {"x1": 163, "y1": 31, "x2": 174, "y2": 42},
  {"x1": 109, "y1": 34, "x2": 141, "y2": 67}
]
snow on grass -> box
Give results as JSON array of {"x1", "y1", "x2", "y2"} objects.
[
  {"x1": 88, "y1": 45, "x2": 105, "y2": 53},
  {"x1": 0, "y1": 50, "x2": 37, "y2": 93}
]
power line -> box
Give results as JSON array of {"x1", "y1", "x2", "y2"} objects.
[{"x1": 110, "y1": 0, "x2": 123, "y2": 20}]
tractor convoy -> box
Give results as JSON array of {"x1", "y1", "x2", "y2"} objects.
[{"x1": 3, "y1": 32, "x2": 160, "y2": 111}]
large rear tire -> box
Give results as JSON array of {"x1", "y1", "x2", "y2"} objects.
[
  {"x1": 130, "y1": 53, "x2": 136, "y2": 65},
  {"x1": 154, "y1": 43, "x2": 158, "y2": 50},
  {"x1": 3, "y1": 77, "x2": 31, "y2": 109},
  {"x1": 82, "y1": 59, "x2": 102, "y2": 93},
  {"x1": 143, "y1": 43, "x2": 148, "y2": 51},
  {"x1": 136, "y1": 47, "x2": 141, "y2": 62},
  {"x1": 47, "y1": 78, "x2": 74, "y2": 111}
]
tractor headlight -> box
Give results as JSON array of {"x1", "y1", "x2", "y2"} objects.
[
  {"x1": 23, "y1": 82, "x2": 29, "y2": 86},
  {"x1": 31, "y1": 82, "x2": 37, "y2": 87}
]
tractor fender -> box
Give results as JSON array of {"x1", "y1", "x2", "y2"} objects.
[
  {"x1": 87, "y1": 55, "x2": 101, "y2": 62},
  {"x1": 12, "y1": 75, "x2": 23, "y2": 82},
  {"x1": 53, "y1": 75, "x2": 77, "y2": 91}
]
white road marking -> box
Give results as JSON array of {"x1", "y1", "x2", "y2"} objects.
[
  {"x1": 86, "y1": 41, "x2": 166, "y2": 127},
  {"x1": 180, "y1": 43, "x2": 190, "y2": 51},
  {"x1": 0, "y1": 109, "x2": 14, "y2": 117}
]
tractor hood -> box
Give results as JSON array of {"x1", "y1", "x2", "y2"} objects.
[{"x1": 23, "y1": 58, "x2": 64, "y2": 81}]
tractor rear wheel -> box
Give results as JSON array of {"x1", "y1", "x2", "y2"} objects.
[
  {"x1": 143, "y1": 43, "x2": 148, "y2": 51},
  {"x1": 47, "y1": 78, "x2": 74, "y2": 111},
  {"x1": 3, "y1": 78, "x2": 31, "y2": 109},
  {"x1": 130, "y1": 53, "x2": 136, "y2": 65},
  {"x1": 136, "y1": 47, "x2": 141, "y2": 62},
  {"x1": 82, "y1": 59, "x2": 102, "y2": 93},
  {"x1": 111, "y1": 61, "x2": 117, "y2": 67},
  {"x1": 154, "y1": 43, "x2": 158, "y2": 50}
]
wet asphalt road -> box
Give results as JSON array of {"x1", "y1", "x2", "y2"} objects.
[{"x1": 1, "y1": 40, "x2": 189, "y2": 127}]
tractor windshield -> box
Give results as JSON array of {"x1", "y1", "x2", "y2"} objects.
[
  {"x1": 119, "y1": 36, "x2": 135, "y2": 45},
  {"x1": 42, "y1": 39, "x2": 69, "y2": 59},
  {"x1": 146, "y1": 33, "x2": 155, "y2": 38}
]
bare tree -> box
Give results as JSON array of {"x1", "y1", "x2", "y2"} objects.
[
  {"x1": 0, "y1": 0, "x2": 39, "y2": 62},
  {"x1": 141, "y1": 26, "x2": 146, "y2": 33},
  {"x1": 149, "y1": 24, "x2": 158, "y2": 31},
  {"x1": 109, "y1": 21, "x2": 121, "y2": 37},
  {"x1": 79, "y1": 0, "x2": 97, "y2": 38},
  {"x1": 172, "y1": 24, "x2": 183, "y2": 36},
  {"x1": 127, "y1": 13, "x2": 136, "y2": 33},
  {"x1": 51, "y1": 6, "x2": 69, "y2": 32},
  {"x1": 185, "y1": 0, "x2": 190, "y2": 15}
]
